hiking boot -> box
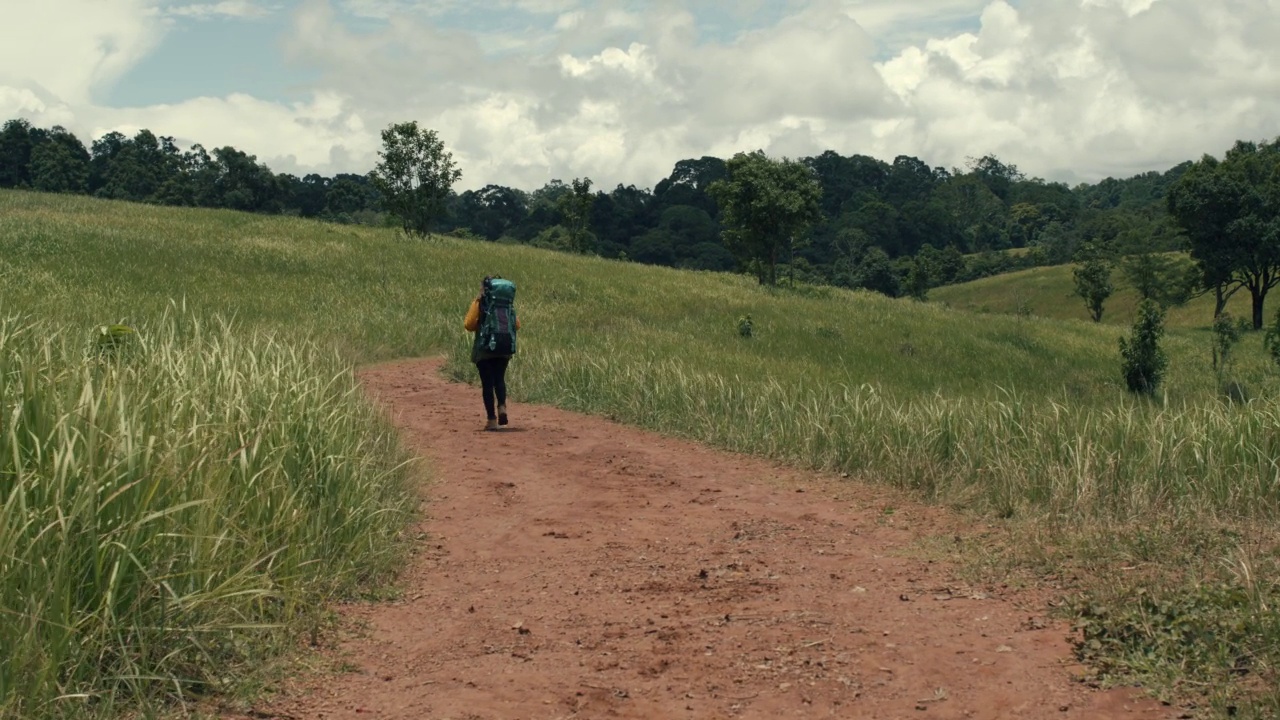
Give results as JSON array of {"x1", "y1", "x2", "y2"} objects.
[
  {"x1": 498, "y1": 405, "x2": 509, "y2": 426},
  {"x1": 485, "y1": 418, "x2": 499, "y2": 431}
]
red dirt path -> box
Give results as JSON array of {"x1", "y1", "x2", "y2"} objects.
[{"x1": 251, "y1": 359, "x2": 1174, "y2": 720}]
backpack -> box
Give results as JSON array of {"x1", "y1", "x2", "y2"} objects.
[{"x1": 477, "y1": 278, "x2": 517, "y2": 356}]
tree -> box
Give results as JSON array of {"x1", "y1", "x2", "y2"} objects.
[
  {"x1": 1073, "y1": 246, "x2": 1114, "y2": 322},
  {"x1": 967, "y1": 154, "x2": 1025, "y2": 201},
  {"x1": 207, "y1": 147, "x2": 283, "y2": 213},
  {"x1": 850, "y1": 247, "x2": 901, "y2": 297},
  {"x1": 92, "y1": 129, "x2": 182, "y2": 202},
  {"x1": 1118, "y1": 247, "x2": 1194, "y2": 309},
  {"x1": 709, "y1": 150, "x2": 822, "y2": 285},
  {"x1": 557, "y1": 177, "x2": 595, "y2": 253},
  {"x1": 369, "y1": 121, "x2": 461, "y2": 238},
  {"x1": 29, "y1": 126, "x2": 89, "y2": 193},
  {"x1": 1168, "y1": 139, "x2": 1280, "y2": 329},
  {"x1": 0, "y1": 118, "x2": 38, "y2": 187}
]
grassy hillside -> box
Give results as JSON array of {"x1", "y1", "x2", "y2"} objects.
[
  {"x1": 2, "y1": 189, "x2": 1279, "y2": 717},
  {"x1": 932, "y1": 261, "x2": 1254, "y2": 329}
]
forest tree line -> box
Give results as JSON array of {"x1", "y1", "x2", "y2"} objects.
[{"x1": 0, "y1": 116, "x2": 1201, "y2": 297}]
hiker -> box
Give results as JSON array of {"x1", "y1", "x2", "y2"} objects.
[{"x1": 464, "y1": 276, "x2": 520, "y2": 431}]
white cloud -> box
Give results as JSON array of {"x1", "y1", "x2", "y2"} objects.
[
  {"x1": 162, "y1": 1, "x2": 273, "y2": 19},
  {"x1": 92, "y1": 91, "x2": 376, "y2": 170},
  {"x1": 870, "y1": 0, "x2": 1280, "y2": 180},
  {"x1": 559, "y1": 43, "x2": 656, "y2": 81},
  {"x1": 3, "y1": 0, "x2": 1280, "y2": 192},
  {"x1": 0, "y1": 0, "x2": 164, "y2": 105}
]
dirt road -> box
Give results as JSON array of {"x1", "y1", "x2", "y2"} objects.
[{"x1": 252, "y1": 359, "x2": 1172, "y2": 720}]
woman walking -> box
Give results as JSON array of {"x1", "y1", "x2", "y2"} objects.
[{"x1": 464, "y1": 276, "x2": 520, "y2": 430}]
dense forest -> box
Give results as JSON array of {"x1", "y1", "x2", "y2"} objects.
[{"x1": 0, "y1": 117, "x2": 1191, "y2": 295}]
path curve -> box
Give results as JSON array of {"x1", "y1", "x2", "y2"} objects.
[{"x1": 255, "y1": 359, "x2": 1172, "y2": 720}]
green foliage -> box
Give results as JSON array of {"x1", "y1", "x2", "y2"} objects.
[
  {"x1": 368, "y1": 121, "x2": 461, "y2": 239},
  {"x1": 557, "y1": 177, "x2": 595, "y2": 254},
  {"x1": 1265, "y1": 306, "x2": 1280, "y2": 370},
  {"x1": 0, "y1": 312, "x2": 412, "y2": 717},
  {"x1": 29, "y1": 127, "x2": 90, "y2": 194},
  {"x1": 1119, "y1": 249, "x2": 1195, "y2": 309},
  {"x1": 1169, "y1": 140, "x2": 1280, "y2": 329},
  {"x1": 1073, "y1": 254, "x2": 1114, "y2": 323},
  {"x1": 0, "y1": 118, "x2": 36, "y2": 187},
  {"x1": 905, "y1": 255, "x2": 931, "y2": 300},
  {"x1": 1212, "y1": 313, "x2": 1244, "y2": 374},
  {"x1": 738, "y1": 314, "x2": 753, "y2": 338},
  {"x1": 1074, "y1": 580, "x2": 1279, "y2": 710},
  {"x1": 1120, "y1": 299, "x2": 1169, "y2": 395},
  {"x1": 709, "y1": 150, "x2": 822, "y2": 286}
]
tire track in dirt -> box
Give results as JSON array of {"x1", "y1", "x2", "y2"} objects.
[{"x1": 251, "y1": 359, "x2": 1173, "y2": 720}]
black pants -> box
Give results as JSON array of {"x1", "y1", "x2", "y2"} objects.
[{"x1": 475, "y1": 357, "x2": 510, "y2": 419}]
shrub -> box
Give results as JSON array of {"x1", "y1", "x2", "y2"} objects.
[
  {"x1": 1264, "y1": 306, "x2": 1280, "y2": 370},
  {"x1": 1119, "y1": 299, "x2": 1168, "y2": 395},
  {"x1": 1212, "y1": 313, "x2": 1243, "y2": 374}
]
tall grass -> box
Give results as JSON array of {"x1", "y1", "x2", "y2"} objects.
[
  {"x1": 0, "y1": 311, "x2": 412, "y2": 718},
  {"x1": 3, "y1": 189, "x2": 1279, "y2": 712},
  {"x1": 496, "y1": 351, "x2": 1280, "y2": 522}
]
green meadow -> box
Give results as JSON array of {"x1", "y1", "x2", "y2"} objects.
[{"x1": 2, "y1": 189, "x2": 1278, "y2": 717}]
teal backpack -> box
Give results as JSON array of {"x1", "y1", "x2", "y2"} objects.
[{"x1": 476, "y1": 278, "x2": 517, "y2": 357}]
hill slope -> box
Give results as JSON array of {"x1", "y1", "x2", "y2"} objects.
[
  {"x1": 3, "y1": 190, "x2": 1279, "y2": 715},
  {"x1": 931, "y1": 261, "x2": 1253, "y2": 330}
]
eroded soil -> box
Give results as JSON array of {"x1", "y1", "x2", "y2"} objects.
[{"x1": 246, "y1": 359, "x2": 1172, "y2": 720}]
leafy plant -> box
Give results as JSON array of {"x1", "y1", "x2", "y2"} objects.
[
  {"x1": 1119, "y1": 299, "x2": 1168, "y2": 395},
  {"x1": 738, "y1": 314, "x2": 753, "y2": 338},
  {"x1": 1074, "y1": 581, "x2": 1279, "y2": 709},
  {"x1": 1212, "y1": 313, "x2": 1244, "y2": 374},
  {"x1": 1073, "y1": 250, "x2": 1114, "y2": 323},
  {"x1": 1264, "y1": 305, "x2": 1280, "y2": 369}
]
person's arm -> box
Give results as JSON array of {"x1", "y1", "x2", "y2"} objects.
[{"x1": 463, "y1": 297, "x2": 481, "y2": 331}]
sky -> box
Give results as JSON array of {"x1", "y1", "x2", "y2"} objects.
[{"x1": 2, "y1": 0, "x2": 1278, "y2": 192}]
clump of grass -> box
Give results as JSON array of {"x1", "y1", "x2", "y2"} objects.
[{"x1": 0, "y1": 311, "x2": 412, "y2": 718}]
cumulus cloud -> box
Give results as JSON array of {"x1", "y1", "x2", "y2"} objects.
[
  {"x1": 0, "y1": 0, "x2": 164, "y2": 106},
  {"x1": 873, "y1": 0, "x2": 1280, "y2": 180},
  {"x1": 2, "y1": 0, "x2": 1279, "y2": 190}
]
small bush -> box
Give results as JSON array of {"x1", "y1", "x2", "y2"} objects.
[
  {"x1": 738, "y1": 314, "x2": 753, "y2": 338},
  {"x1": 1264, "y1": 306, "x2": 1280, "y2": 369},
  {"x1": 1212, "y1": 313, "x2": 1244, "y2": 373},
  {"x1": 1119, "y1": 299, "x2": 1168, "y2": 395}
]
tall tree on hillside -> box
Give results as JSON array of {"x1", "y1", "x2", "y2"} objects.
[
  {"x1": 709, "y1": 150, "x2": 822, "y2": 285},
  {"x1": 1168, "y1": 139, "x2": 1280, "y2": 328},
  {"x1": 558, "y1": 177, "x2": 596, "y2": 254},
  {"x1": 369, "y1": 121, "x2": 461, "y2": 238}
]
